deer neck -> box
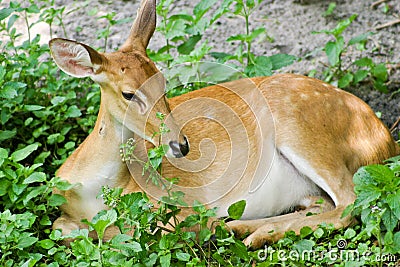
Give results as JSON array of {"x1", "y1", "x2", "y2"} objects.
[{"x1": 57, "y1": 102, "x2": 134, "y2": 188}]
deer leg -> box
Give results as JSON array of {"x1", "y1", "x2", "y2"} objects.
[{"x1": 227, "y1": 195, "x2": 354, "y2": 249}]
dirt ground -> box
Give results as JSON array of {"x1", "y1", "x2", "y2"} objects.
[{"x1": 2, "y1": 0, "x2": 399, "y2": 137}]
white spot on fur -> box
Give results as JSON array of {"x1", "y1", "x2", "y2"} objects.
[{"x1": 300, "y1": 93, "x2": 309, "y2": 100}]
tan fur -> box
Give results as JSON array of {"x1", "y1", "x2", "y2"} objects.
[{"x1": 50, "y1": 0, "x2": 399, "y2": 248}]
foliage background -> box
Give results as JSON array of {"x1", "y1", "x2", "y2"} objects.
[{"x1": 35, "y1": 0, "x2": 400, "y2": 136}]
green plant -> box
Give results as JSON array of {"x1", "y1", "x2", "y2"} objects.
[
  {"x1": 88, "y1": 8, "x2": 131, "y2": 51},
  {"x1": 312, "y1": 14, "x2": 389, "y2": 92},
  {"x1": 323, "y1": 2, "x2": 336, "y2": 17},
  {"x1": 151, "y1": 0, "x2": 295, "y2": 98},
  {"x1": 0, "y1": 2, "x2": 100, "y2": 172},
  {"x1": 0, "y1": 145, "x2": 74, "y2": 266},
  {"x1": 343, "y1": 156, "x2": 400, "y2": 261},
  {"x1": 209, "y1": 0, "x2": 296, "y2": 77},
  {"x1": 39, "y1": 0, "x2": 83, "y2": 39},
  {"x1": 119, "y1": 112, "x2": 185, "y2": 206},
  {"x1": 151, "y1": 0, "x2": 232, "y2": 68}
]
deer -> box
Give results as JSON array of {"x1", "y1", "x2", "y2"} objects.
[{"x1": 49, "y1": 0, "x2": 399, "y2": 248}]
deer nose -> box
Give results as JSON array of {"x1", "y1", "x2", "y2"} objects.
[{"x1": 169, "y1": 136, "x2": 189, "y2": 158}]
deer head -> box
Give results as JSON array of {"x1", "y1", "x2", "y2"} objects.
[{"x1": 49, "y1": 0, "x2": 189, "y2": 158}]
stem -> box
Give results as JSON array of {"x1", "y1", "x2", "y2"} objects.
[
  {"x1": 59, "y1": 15, "x2": 68, "y2": 39},
  {"x1": 49, "y1": 23, "x2": 53, "y2": 39},
  {"x1": 375, "y1": 216, "x2": 383, "y2": 267},
  {"x1": 24, "y1": 10, "x2": 31, "y2": 43},
  {"x1": 103, "y1": 27, "x2": 109, "y2": 52},
  {"x1": 162, "y1": 11, "x2": 171, "y2": 68},
  {"x1": 244, "y1": 7, "x2": 251, "y2": 66}
]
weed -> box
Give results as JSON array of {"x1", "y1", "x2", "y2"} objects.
[{"x1": 312, "y1": 14, "x2": 389, "y2": 92}]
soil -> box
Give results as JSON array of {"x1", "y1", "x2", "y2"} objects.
[{"x1": 3, "y1": 0, "x2": 399, "y2": 137}]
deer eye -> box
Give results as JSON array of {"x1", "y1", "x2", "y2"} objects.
[
  {"x1": 122, "y1": 91, "x2": 137, "y2": 101},
  {"x1": 121, "y1": 67, "x2": 127, "y2": 73},
  {"x1": 122, "y1": 91, "x2": 147, "y2": 114}
]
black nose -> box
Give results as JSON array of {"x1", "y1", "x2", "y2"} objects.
[{"x1": 169, "y1": 136, "x2": 189, "y2": 158}]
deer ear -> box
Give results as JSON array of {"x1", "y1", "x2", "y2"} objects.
[
  {"x1": 119, "y1": 0, "x2": 156, "y2": 52},
  {"x1": 49, "y1": 38, "x2": 104, "y2": 78}
]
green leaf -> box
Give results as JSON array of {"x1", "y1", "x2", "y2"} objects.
[
  {"x1": 354, "y1": 188, "x2": 381, "y2": 209},
  {"x1": 26, "y1": 4, "x2": 40, "y2": 14},
  {"x1": 0, "y1": 85, "x2": 18, "y2": 99},
  {"x1": 373, "y1": 79, "x2": 388, "y2": 93},
  {"x1": 364, "y1": 164, "x2": 394, "y2": 183},
  {"x1": 300, "y1": 226, "x2": 313, "y2": 238},
  {"x1": 348, "y1": 32, "x2": 373, "y2": 46},
  {"x1": 0, "y1": 180, "x2": 11, "y2": 196},
  {"x1": 24, "y1": 105, "x2": 44, "y2": 111},
  {"x1": 230, "y1": 240, "x2": 249, "y2": 260},
  {"x1": 2, "y1": 81, "x2": 26, "y2": 98},
  {"x1": 24, "y1": 172, "x2": 46, "y2": 184},
  {"x1": 148, "y1": 51, "x2": 174, "y2": 62},
  {"x1": 354, "y1": 57, "x2": 373, "y2": 67},
  {"x1": 193, "y1": 0, "x2": 218, "y2": 20},
  {"x1": 111, "y1": 234, "x2": 132, "y2": 244},
  {"x1": 177, "y1": 34, "x2": 202, "y2": 55},
  {"x1": 382, "y1": 208, "x2": 398, "y2": 232},
  {"x1": 0, "y1": 8, "x2": 13, "y2": 21},
  {"x1": 338, "y1": 72, "x2": 353, "y2": 88},
  {"x1": 372, "y1": 63, "x2": 388, "y2": 81},
  {"x1": 65, "y1": 105, "x2": 82, "y2": 118},
  {"x1": 90, "y1": 209, "x2": 118, "y2": 239},
  {"x1": 0, "y1": 129, "x2": 16, "y2": 141},
  {"x1": 226, "y1": 33, "x2": 247, "y2": 42},
  {"x1": 341, "y1": 204, "x2": 354, "y2": 218},
  {"x1": 393, "y1": 232, "x2": 400, "y2": 253},
  {"x1": 353, "y1": 69, "x2": 369, "y2": 84},
  {"x1": 125, "y1": 241, "x2": 143, "y2": 253},
  {"x1": 293, "y1": 239, "x2": 315, "y2": 254},
  {"x1": 332, "y1": 14, "x2": 357, "y2": 38},
  {"x1": 0, "y1": 147, "x2": 9, "y2": 159},
  {"x1": 37, "y1": 239, "x2": 55, "y2": 249},
  {"x1": 17, "y1": 236, "x2": 38, "y2": 249},
  {"x1": 386, "y1": 190, "x2": 400, "y2": 220},
  {"x1": 325, "y1": 38, "x2": 344, "y2": 66},
  {"x1": 48, "y1": 194, "x2": 67, "y2": 207},
  {"x1": 55, "y1": 179, "x2": 76, "y2": 191},
  {"x1": 199, "y1": 228, "x2": 212, "y2": 243},
  {"x1": 313, "y1": 228, "x2": 324, "y2": 238},
  {"x1": 176, "y1": 251, "x2": 191, "y2": 261},
  {"x1": 248, "y1": 27, "x2": 266, "y2": 42},
  {"x1": 228, "y1": 200, "x2": 246, "y2": 220},
  {"x1": 0, "y1": 65, "x2": 5, "y2": 80},
  {"x1": 323, "y1": 2, "x2": 336, "y2": 17},
  {"x1": 39, "y1": 215, "x2": 52, "y2": 226},
  {"x1": 168, "y1": 14, "x2": 194, "y2": 22},
  {"x1": 269, "y1": 54, "x2": 296, "y2": 70},
  {"x1": 6, "y1": 14, "x2": 17, "y2": 31},
  {"x1": 344, "y1": 228, "x2": 356, "y2": 239},
  {"x1": 160, "y1": 253, "x2": 171, "y2": 267},
  {"x1": 50, "y1": 96, "x2": 66, "y2": 105},
  {"x1": 165, "y1": 19, "x2": 186, "y2": 40},
  {"x1": 245, "y1": 56, "x2": 273, "y2": 77},
  {"x1": 11, "y1": 143, "x2": 39, "y2": 162}
]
